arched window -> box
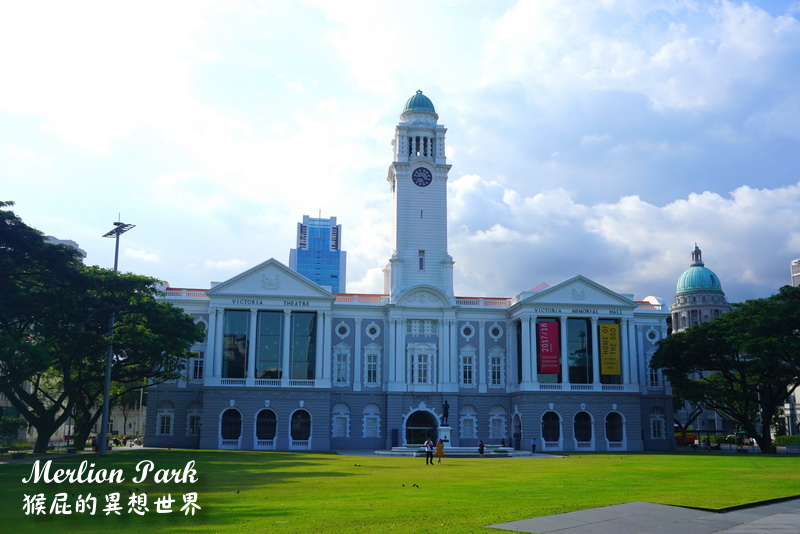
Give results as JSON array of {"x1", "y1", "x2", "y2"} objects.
[
  {"x1": 605, "y1": 412, "x2": 624, "y2": 442},
  {"x1": 291, "y1": 410, "x2": 311, "y2": 441},
  {"x1": 221, "y1": 409, "x2": 242, "y2": 440},
  {"x1": 541, "y1": 411, "x2": 560, "y2": 442},
  {"x1": 573, "y1": 412, "x2": 592, "y2": 442},
  {"x1": 256, "y1": 409, "x2": 277, "y2": 440}
]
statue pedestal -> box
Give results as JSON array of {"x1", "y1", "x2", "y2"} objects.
[{"x1": 439, "y1": 426, "x2": 451, "y2": 444}]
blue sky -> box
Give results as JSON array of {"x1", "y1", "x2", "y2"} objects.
[{"x1": 2, "y1": 0, "x2": 800, "y2": 304}]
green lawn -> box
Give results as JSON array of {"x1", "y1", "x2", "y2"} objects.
[{"x1": 2, "y1": 449, "x2": 798, "y2": 533}]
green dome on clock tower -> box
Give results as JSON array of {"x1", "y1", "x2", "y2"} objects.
[{"x1": 403, "y1": 90, "x2": 436, "y2": 114}]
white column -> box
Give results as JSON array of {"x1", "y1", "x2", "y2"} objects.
[
  {"x1": 438, "y1": 319, "x2": 447, "y2": 388},
  {"x1": 353, "y1": 318, "x2": 363, "y2": 391},
  {"x1": 206, "y1": 308, "x2": 218, "y2": 380},
  {"x1": 246, "y1": 308, "x2": 258, "y2": 386},
  {"x1": 625, "y1": 319, "x2": 636, "y2": 385},
  {"x1": 387, "y1": 318, "x2": 396, "y2": 385},
  {"x1": 478, "y1": 320, "x2": 487, "y2": 393},
  {"x1": 560, "y1": 316, "x2": 569, "y2": 385},
  {"x1": 214, "y1": 309, "x2": 225, "y2": 378},
  {"x1": 591, "y1": 317, "x2": 600, "y2": 385},
  {"x1": 450, "y1": 320, "x2": 458, "y2": 384},
  {"x1": 530, "y1": 315, "x2": 539, "y2": 386},
  {"x1": 520, "y1": 316, "x2": 533, "y2": 388},
  {"x1": 395, "y1": 319, "x2": 406, "y2": 389},
  {"x1": 313, "y1": 311, "x2": 325, "y2": 383},
  {"x1": 281, "y1": 309, "x2": 292, "y2": 386},
  {"x1": 508, "y1": 321, "x2": 518, "y2": 386}
]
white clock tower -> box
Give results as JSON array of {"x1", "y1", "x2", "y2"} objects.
[{"x1": 385, "y1": 90, "x2": 454, "y2": 301}]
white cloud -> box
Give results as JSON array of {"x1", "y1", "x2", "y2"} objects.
[
  {"x1": 125, "y1": 248, "x2": 161, "y2": 263},
  {"x1": 447, "y1": 176, "x2": 800, "y2": 302},
  {"x1": 203, "y1": 258, "x2": 249, "y2": 272}
]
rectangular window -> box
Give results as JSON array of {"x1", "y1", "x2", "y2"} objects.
[
  {"x1": 460, "y1": 355, "x2": 474, "y2": 386},
  {"x1": 461, "y1": 418, "x2": 475, "y2": 438},
  {"x1": 333, "y1": 416, "x2": 348, "y2": 438},
  {"x1": 191, "y1": 358, "x2": 204, "y2": 381},
  {"x1": 423, "y1": 320, "x2": 435, "y2": 336},
  {"x1": 651, "y1": 419, "x2": 664, "y2": 439},
  {"x1": 290, "y1": 312, "x2": 317, "y2": 380},
  {"x1": 188, "y1": 415, "x2": 201, "y2": 435},
  {"x1": 256, "y1": 311, "x2": 283, "y2": 379},
  {"x1": 158, "y1": 415, "x2": 173, "y2": 435},
  {"x1": 490, "y1": 418, "x2": 502, "y2": 439},
  {"x1": 364, "y1": 417, "x2": 378, "y2": 438},
  {"x1": 567, "y1": 318, "x2": 592, "y2": 384},
  {"x1": 649, "y1": 365, "x2": 661, "y2": 388},
  {"x1": 334, "y1": 353, "x2": 349, "y2": 385},
  {"x1": 222, "y1": 310, "x2": 249, "y2": 379},
  {"x1": 490, "y1": 355, "x2": 503, "y2": 386},
  {"x1": 418, "y1": 250, "x2": 425, "y2": 270},
  {"x1": 415, "y1": 354, "x2": 429, "y2": 384},
  {"x1": 365, "y1": 353, "x2": 379, "y2": 385}
]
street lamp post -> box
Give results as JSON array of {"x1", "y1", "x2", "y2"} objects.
[{"x1": 98, "y1": 221, "x2": 135, "y2": 456}]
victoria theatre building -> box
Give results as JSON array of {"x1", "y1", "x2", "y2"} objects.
[{"x1": 146, "y1": 91, "x2": 672, "y2": 453}]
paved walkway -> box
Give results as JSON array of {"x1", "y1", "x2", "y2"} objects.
[{"x1": 487, "y1": 498, "x2": 800, "y2": 534}]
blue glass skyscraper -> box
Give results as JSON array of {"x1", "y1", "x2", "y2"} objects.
[{"x1": 289, "y1": 215, "x2": 346, "y2": 293}]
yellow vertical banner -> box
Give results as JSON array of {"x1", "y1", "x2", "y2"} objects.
[{"x1": 599, "y1": 324, "x2": 620, "y2": 375}]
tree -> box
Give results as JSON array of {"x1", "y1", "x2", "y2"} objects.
[
  {"x1": 652, "y1": 286, "x2": 800, "y2": 453},
  {"x1": 0, "y1": 201, "x2": 88, "y2": 452},
  {"x1": 0, "y1": 202, "x2": 205, "y2": 452},
  {"x1": 0, "y1": 415, "x2": 27, "y2": 448}
]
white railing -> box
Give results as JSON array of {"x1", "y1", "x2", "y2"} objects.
[
  {"x1": 608, "y1": 442, "x2": 624, "y2": 449},
  {"x1": 255, "y1": 439, "x2": 274, "y2": 450},
  {"x1": 255, "y1": 379, "x2": 281, "y2": 387},
  {"x1": 289, "y1": 379, "x2": 315, "y2": 387},
  {"x1": 291, "y1": 440, "x2": 309, "y2": 450},
  {"x1": 539, "y1": 384, "x2": 563, "y2": 390},
  {"x1": 220, "y1": 439, "x2": 239, "y2": 450},
  {"x1": 570, "y1": 384, "x2": 594, "y2": 391},
  {"x1": 164, "y1": 288, "x2": 208, "y2": 299},
  {"x1": 602, "y1": 385, "x2": 625, "y2": 391},
  {"x1": 636, "y1": 304, "x2": 663, "y2": 311},
  {"x1": 220, "y1": 378, "x2": 246, "y2": 386},
  {"x1": 576, "y1": 441, "x2": 593, "y2": 449},
  {"x1": 454, "y1": 297, "x2": 511, "y2": 308},
  {"x1": 335, "y1": 295, "x2": 389, "y2": 304}
]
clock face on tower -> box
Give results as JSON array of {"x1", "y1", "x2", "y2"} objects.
[{"x1": 411, "y1": 167, "x2": 433, "y2": 187}]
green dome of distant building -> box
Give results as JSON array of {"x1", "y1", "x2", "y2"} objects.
[
  {"x1": 403, "y1": 90, "x2": 436, "y2": 114},
  {"x1": 676, "y1": 244, "x2": 723, "y2": 296}
]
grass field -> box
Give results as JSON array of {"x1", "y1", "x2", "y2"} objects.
[{"x1": 2, "y1": 448, "x2": 799, "y2": 533}]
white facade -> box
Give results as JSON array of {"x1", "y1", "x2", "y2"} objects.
[{"x1": 147, "y1": 92, "x2": 671, "y2": 452}]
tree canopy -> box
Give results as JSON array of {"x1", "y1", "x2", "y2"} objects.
[
  {"x1": 0, "y1": 202, "x2": 205, "y2": 452},
  {"x1": 652, "y1": 285, "x2": 800, "y2": 453}
]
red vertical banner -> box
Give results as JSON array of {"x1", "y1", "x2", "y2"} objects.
[{"x1": 537, "y1": 321, "x2": 561, "y2": 374}]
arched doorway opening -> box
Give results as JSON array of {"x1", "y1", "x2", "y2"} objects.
[{"x1": 405, "y1": 411, "x2": 437, "y2": 445}]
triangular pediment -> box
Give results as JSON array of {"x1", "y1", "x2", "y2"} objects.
[
  {"x1": 513, "y1": 275, "x2": 636, "y2": 311},
  {"x1": 207, "y1": 258, "x2": 333, "y2": 300}
]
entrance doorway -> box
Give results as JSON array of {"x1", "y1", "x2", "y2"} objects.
[{"x1": 405, "y1": 411, "x2": 438, "y2": 445}]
